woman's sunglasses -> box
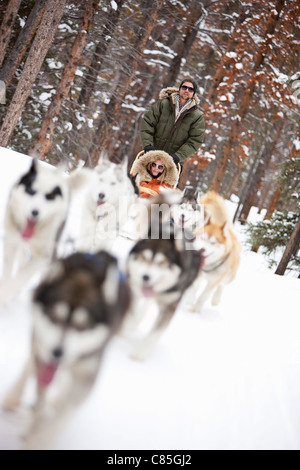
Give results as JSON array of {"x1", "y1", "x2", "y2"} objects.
[
  {"x1": 152, "y1": 162, "x2": 164, "y2": 171},
  {"x1": 181, "y1": 85, "x2": 194, "y2": 93}
]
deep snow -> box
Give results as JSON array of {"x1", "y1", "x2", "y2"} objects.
[{"x1": 0, "y1": 147, "x2": 299, "y2": 450}]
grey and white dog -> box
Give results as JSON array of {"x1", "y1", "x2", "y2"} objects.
[
  {"x1": 2, "y1": 251, "x2": 131, "y2": 450},
  {"x1": 125, "y1": 194, "x2": 204, "y2": 361}
]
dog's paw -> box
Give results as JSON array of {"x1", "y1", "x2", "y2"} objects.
[
  {"x1": 184, "y1": 300, "x2": 201, "y2": 313},
  {"x1": 130, "y1": 349, "x2": 147, "y2": 362},
  {"x1": 1, "y1": 395, "x2": 20, "y2": 412},
  {"x1": 0, "y1": 286, "x2": 14, "y2": 308}
]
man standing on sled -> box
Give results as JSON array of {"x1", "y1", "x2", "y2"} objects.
[{"x1": 140, "y1": 78, "x2": 205, "y2": 169}]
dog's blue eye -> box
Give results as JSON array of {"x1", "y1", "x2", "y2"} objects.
[{"x1": 26, "y1": 187, "x2": 36, "y2": 196}]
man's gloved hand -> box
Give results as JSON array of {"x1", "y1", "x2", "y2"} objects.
[
  {"x1": 171, "y1": 154, "x2": 180, "y2": 165},
  {"x1": 144, "y1": 145, "x2": 156, "y2": 153}
]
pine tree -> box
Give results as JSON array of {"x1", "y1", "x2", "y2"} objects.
[
  {"x1": 0, "y1": 0, "x2": 22, "y2": 68},
  {"x1": 275, "y1": 215, "x2": 300, "y2": 276},
  {"x1": 77, "y1": 0, "x2": 125, "y2": 108},
  {"x1": 29, "y1": 0, "x2": 99, "y2": 161},
  {"x1": 247, "y1": 211, "x2": 299, "y2": 273},
  {"x1": 0, "y1": 0, "x2": 48, "y2": 88},
  {"x1": 0, "y1": 0, "x2": 67, "y2": 148},
  {"x1": 210, "y1": 0, "x2": 286, "y2": 192},
  {"x1": 88, "y1": 0, "x2": 164, "y2": 166},
  {"x1": 246, "y1": 149, "x2": 300, "y2": 274}
]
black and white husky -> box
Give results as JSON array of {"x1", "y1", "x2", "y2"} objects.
[
  {"x1": 0, "y1": 159, "x2": 88, "y2": 305},
  {"x1": 125, "y1": 217, "x2": 204, "y2": 361},
  {"x1": 171, "y1": 192, "x2": 204, "y2": 232},
  {"x1": 2, "y1": 251, "x2": 131, "y2": 450}
]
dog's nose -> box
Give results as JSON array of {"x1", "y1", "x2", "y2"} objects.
[
  {"x1": 143, "y1": 274, "x2": 150, "y2": 283},
  {"x1": 98, "y1": 193, "x2": 105, "y2": 200},
  {"x1": 52, "y1": 347, "x2": 64, "y2": 359},
  {"x1": 32, "y1": 209, "x2": 39, "y2": 218}
]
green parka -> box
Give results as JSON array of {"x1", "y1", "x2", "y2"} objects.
[{"x1": 140, "y1": 87, "x2": 205, "y2": 166}]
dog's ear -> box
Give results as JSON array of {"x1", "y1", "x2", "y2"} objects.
[
  {"x1": 67, "y1": 167, "x2": 95, "y2": 195},
  {"x1": 43, "y1": 261, "x2": 65, "y2": 284},
  {"x1": 129, "y1": 173, "x2": 140, "y2": 196},
  {"x1": 196, "y1": 191, "x2": 202, "y2": 205},
  {"x1": 34, "y1": 261, "x2": 65, "y2": 303},
  {"x1": 56, "y1": 160, "x2": 68, "y2": 174},
  {"x1": 102, "y1": 264, "x2": 119, "y2": 305},
  {"x1": 97, "y1": 151, "x2": 109, "y2": 167},
  {"x1": 29, "y1": 158, "x2": 38, "y2": 175},
  {"x1": 18, "y1": 158, "x2": 38, "y2": 188},
  {"x1": 119, "y1": 156, "x2": 129, "y2": 173},
  {"x1": 198, "y1": 201, "x2": 206, "y2": 225},
  {"x1": 222, "y1": 222, "x2": 230, "y2": 237}
]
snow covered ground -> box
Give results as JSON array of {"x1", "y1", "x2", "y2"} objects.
[{"x1": 0, "y1": 147, "x2": 299, "y2": 450}]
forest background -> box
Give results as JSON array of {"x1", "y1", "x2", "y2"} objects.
[{"x1": 0, "y1": 0, "x2": 299, "y2": 275}]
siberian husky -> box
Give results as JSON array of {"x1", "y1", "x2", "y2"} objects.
[
  {"x1": 2, "y1": 251, "x2": 131, "y2": 450},
  {"x1": 125, "y1": 195, "x2": 204, "y2": 360},
  {"x1": 171, "y1": 192, "x2": 204, "y2": 232},
  {"x1": 0, "y1": 159, "x2": 88, "y2": 306},
  {"x1": 78, "y1": 153, "x2": 137, "y2": 252},
  {"x1": 185, "y1": 191, "x2": 241, "y2": 312}
]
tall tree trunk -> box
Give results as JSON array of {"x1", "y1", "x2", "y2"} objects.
[
  {"x1": 89, "y1": 0, "x2": 164, "y2": 167},
  {"x1": 77, "y1": 0, "x2": 125, "y2": 107},
  {"x1": 238, "y1": 120, "x2": 283, "y2": 223},
  {"x1": 264, "y1": 187, "x2": 283, "y2": 220},
  {"x1": 264, "y1": 140, "x2": 297, "y2": 220},
  {"x1": 0, "y1": 0, "x2": 48, "y2": 88},
  {"x1": 203, "y1": 6, "x2": 247, "y2": 110},
  {"x1": 166, "y1": 0, "x2": 205, "y2": 87},
  {"x1": 141, "y1": 14, "x2": 179, "y2": 104},
  {"x1": 210, "y1": 0, "x2": 285, "y2": 192},
  {"x1": 0, "y1": 0, "x2": 67, "y2": 148},
  {"x1": 29, "y1": 0, "x2": 98, "y2": 161},
  {"x1": 257, "y1": 178, "x2": 273, "y2": 214},
  {"x1": 233, "y1": 149, "x2": 261, "y2": 223},
  {"x1": 275, "y1": 216, "x2": 300, "y2": 276},
  {"x1": 0, "y1": 0, "x2": 22, "y2": 68}
]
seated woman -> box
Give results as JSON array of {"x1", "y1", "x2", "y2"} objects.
[{"x1": 130, "y1": 150, "x2": 180, "y2": 199}]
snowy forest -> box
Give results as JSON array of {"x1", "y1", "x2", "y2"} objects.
[{"x1": 0, "y1": 0, "x2": 299, "y2": 274}]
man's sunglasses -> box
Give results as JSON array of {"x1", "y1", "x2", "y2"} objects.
[
  {"x1": 152, "y1": 162, "x2": 164, "y2": 170},
  {"x1": 181, "y1": 85, "x2": 194, "y2": 93}
]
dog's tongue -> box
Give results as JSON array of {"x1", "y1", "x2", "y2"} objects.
[
  {"x1": 37, "y1": 362, "x2": 58, "y2": 388},
  {"x1": 22, "y1": 219, "x2": 37, "y2": 240},
  {"x1": 142, "y1": 285, "x2": 155, "y2": 298}
]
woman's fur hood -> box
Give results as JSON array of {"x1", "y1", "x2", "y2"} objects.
[
  {"x1": 159, "y1": 87, "x2": 200, "y2": 108},
  {"x1": 130, "y1": 150, "x2": 180, "y2": 187}
]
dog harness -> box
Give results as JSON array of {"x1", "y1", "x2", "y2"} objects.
[{"x1": 202, "y1": 251, "x2": 231, "y2": 273}]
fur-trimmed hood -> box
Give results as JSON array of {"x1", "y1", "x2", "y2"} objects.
[
  {"x1": 159, "y1": 87, "x2": 200, "y2": 109},
  {"x1": 130, "y1": 150, "x2": 180, "y2": 187}
]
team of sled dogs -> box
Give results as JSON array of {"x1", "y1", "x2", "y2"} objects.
[{"x1": 0, "y1": 154, "x2": 241, "y2": 449}]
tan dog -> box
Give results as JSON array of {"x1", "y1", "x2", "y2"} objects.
[{"x1": 185, "y1": 191, "x2": 241, "y2": 312}]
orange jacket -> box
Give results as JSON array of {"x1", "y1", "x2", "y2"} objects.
[{"x1": 140, "y1": 179, "x2": 172, "y2": 199}]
